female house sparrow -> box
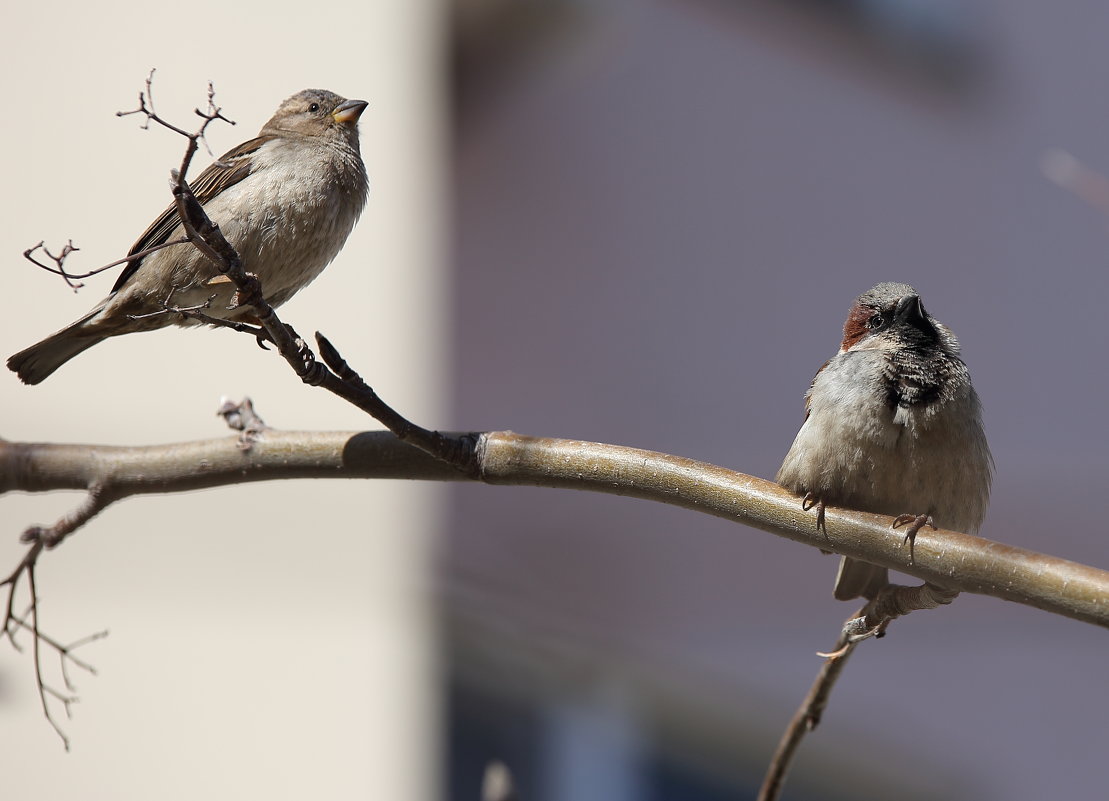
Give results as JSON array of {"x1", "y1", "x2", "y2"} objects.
[
  {"x1": 776, "y1": 283, "x2": 992, "y2": 600},
  {"x1": 8, "y1": 89, "x2": 369, "y2": 385}
]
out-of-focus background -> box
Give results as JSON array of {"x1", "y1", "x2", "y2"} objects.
[
  {"x1": 0, "y1": 3, "x2": 445, "y2": 800},
  {"x1": 3, "y1": 1, "x2": 1109, "y2": 799}
]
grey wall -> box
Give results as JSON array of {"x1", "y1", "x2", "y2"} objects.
[{"x1": 446, "y1": 2, "x2": 1109, "y2": 798}]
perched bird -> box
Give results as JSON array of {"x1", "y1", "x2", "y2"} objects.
[
  {"x1": 776, "y1": 282, "x2": 992, "y2": 600},
  {"x1": 8, "y1": 89, "x2": 369, "y2": 384}
]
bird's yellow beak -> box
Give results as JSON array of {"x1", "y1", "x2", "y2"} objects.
[{"x1": 333, "y1": 99, "x2": 368, "y2": 126}]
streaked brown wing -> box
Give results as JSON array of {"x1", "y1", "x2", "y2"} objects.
[{"x1": 110, "y1": 135, "x2": 277, "y2": 293}]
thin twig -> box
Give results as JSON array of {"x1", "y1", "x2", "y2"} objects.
[
  {"x1": 1, "y1": 543, "x2": 43, "y2": 645},
  {"x1": 758, "y1": 580, "x2": 961, "y2": 800},
  {"x1": 758, "y1": 610, "x2": 863, "y2": 801},
  {"x1": 23, "y1": 70, "x2": 235, "y2": 293},
  {"x1": 7, "y1": 614, "x2": 107, "y2": 681},
  {"x1": 124, "y1": 292, "x2": 270, "y2": 343},
  {"x1": 28, "y1": 564, "x2": 73, "y2": 750},
  {"x1": 21, "y1": 482, "x2": 112, "y2": 549},
  {"x1": 23, "y1": 237, "x2": 191, "y2": 288},
  {"x1": 22, "y1": 241, "x2": 83, "y2": 290},
  {"x1": 1, "y1": 486, "x2": 110, "y2": 748},
  {"x1": 116, "y1": 69, "x2": 235, "y2": 173}
]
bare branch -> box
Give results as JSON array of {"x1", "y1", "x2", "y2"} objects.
[
  {"x1": 759, "y1": 580, "x2": 961, "y2": 800},
  {"x1": 1, "y1": 543, "x2": 43, "y2": 645},
  {"x1": 124, "y1": 293, "x2": 271, "y2": 345},
  {"x1": 22, "y1": 72, "x2": 233, "y2": 293},
  {"x1": 23, "y1": 237, "x2": 192, "y2": 290},
  {"x1": 0, "y1": 485, "x2": 106, "y2": 747},
  {"x1": 2, "y1": 427, "x2": 1107, "y2": 751},
  {"x1": 315, "y1": 333, "x2": 477, "y2": 470},
  {"x1": 6, "y1": 615, "x2": 107, "y2": 683},
  {"x1": 840, "y1": 582, "x2": 960, "y2": 643},
  {"x1": 23, "y1": 240, "x2": 83, "y2": 290},
  {"x1": 116, "y1": 69, "x2": 235, "y2": 175},
  {"x1": 28, "y1": 564, "x2": 73, "y2": 749},
  {"x1": 0, "y1": 480, "x2": 114, "y2": 746},
  {"x1": 2, "y1": 431, "x2": 1107, "y2": 629},
  {"x1": 758, "y1": 609, "x2": 864, "y2": 801},
  {"x1": 21, "y1": 481, "x2": 113, "y2": 549}
]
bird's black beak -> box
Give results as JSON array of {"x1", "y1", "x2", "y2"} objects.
[
  {"x1": 333, "y1": 99, "x2": 368, "y2": 126},
  {"x1": 894, "y1": 294, "x2": 937, "y2": 339}
]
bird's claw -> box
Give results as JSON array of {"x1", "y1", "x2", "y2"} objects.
[
  {"x1": 802, "y1": 492, "x2": 828, "y2": 535},
  {"x1": 891, "y1": 514, "x2": 936, "y2": 563}
]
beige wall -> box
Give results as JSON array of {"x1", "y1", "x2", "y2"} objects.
[{"x1": 0, "y1": 3, "x2": 446, "y2": 799}]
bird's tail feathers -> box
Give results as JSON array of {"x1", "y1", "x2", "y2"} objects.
[
  {"x1": 833, "y1": 557, "x2": 889, "y2": 601},
  {"x1": 7, "y1": 308, "x2": 111, "y2": 385}
]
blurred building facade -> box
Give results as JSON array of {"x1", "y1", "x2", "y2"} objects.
[{"x1": 445, "y1": 1, "x2": 1109, "y2": 799}]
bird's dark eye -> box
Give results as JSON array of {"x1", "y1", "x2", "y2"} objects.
[
  {"x1": 308, "y1": 102, "x2": 320, "y2": 113},
  {"x1": 867, "y1": 313, "x2": 884, "y2": 330}
]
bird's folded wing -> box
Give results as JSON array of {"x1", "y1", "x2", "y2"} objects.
[{"x1": 110, "y1": 134, "x2": 277, "y2": 293}]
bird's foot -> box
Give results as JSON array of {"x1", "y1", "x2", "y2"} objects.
[
  {"x1": 891, "y1": 514, "x2": 936, "y2": 564},
  {"x1": 802, "y1": 492, "x2": 828, "y2": 536}
]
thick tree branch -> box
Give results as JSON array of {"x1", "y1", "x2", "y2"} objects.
[{"x1": 2, "y1": 431, "x2": 1107, "y2": 629}]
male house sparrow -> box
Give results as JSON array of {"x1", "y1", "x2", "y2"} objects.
[
  {"x1": 776, "y1": 282, "x2": 992, "y2": 600},
  {"x1": 8, "y1": 88, "x2": 369, "y2": 385}
]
